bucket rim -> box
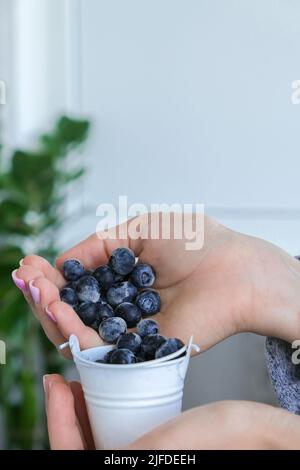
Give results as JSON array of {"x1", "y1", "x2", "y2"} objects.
[{"x1": 69, "y1": 335, "x2": 200, "y2": 370}]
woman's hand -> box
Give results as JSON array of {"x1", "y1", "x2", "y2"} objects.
[
  {"x1": 44, "y1": 374, "x2": 300, "y2": 450},
  {"x1": 12, "y1": 213, "x2": 300, "y2": 356}
]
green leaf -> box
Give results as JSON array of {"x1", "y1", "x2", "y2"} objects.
[{"x1": 56, "y1": 116, "x2": 90, "y2": 147}]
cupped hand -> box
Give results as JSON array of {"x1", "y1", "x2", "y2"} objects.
[
  {"x1": 12, "y1": 213, "x2": 300, "y2": 357},
  {"x1": 44, "y1": 374, "x2": 300, "y2": 450}
]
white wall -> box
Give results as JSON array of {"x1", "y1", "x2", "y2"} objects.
[{"x1": 78, "y1": 0, "x2": 300, "y2": 254}]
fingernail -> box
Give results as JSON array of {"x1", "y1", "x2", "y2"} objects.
[
  {"x1": 29, "y1": 280, "x2": 40, "y2": 304},
  {"x1": 43, "y1": 374, "x2": 50, "y2": 394},
  {"x1": 45, "y1": 306, "x2": 57, "y2": 323},
  {"x1": 19, "y1": 258, "x2": 24, "y2": 266},
  {"x1": 11, "y1": 270, "x2": 27, "y2": 292}
]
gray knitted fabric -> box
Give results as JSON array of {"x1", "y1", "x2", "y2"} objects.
[{"x1": 265, "y1": 337, "x2": 300, "y2": 414}]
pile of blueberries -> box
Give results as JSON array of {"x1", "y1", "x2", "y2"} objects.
[{"x1": 59, "y1": 247, "x2": 184, "y2": 364}]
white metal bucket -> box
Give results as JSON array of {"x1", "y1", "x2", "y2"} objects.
[{"x1": 69, "y1": 334, "x2": 199, "y2": 449}]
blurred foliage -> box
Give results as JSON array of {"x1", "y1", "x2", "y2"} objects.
[{"x1": 0, "y1": 116, "x2": 90, "y2": 448}]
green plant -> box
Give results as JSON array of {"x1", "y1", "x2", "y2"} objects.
[{"x1": 0, "y1": 116, "x2": 90, "y2": 449}]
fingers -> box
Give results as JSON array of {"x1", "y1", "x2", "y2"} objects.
[
  {"x1": 46, "y1": 300, "x2": 104, "y2": 349},
  {"x1": 12, "y1": 264, "x2": 44, "y2": 297},
  {"x1": 69, "y1": 381, "x2": 95, "y2": 450},
  {"x1": 12, "y1": 264, "x2": 50, "y2": 321},
  {"x1": 26, "y1": 277, "x2": 67, "y2": 350},
  {"x1": 56, "y1": 219, "x2": 144, "y2": 272},
  {"x1": 13, "y1": 263, "x2": 104, "y2": 354},
  {"x1": 22, "y1": 255, "x2": 65, "y2": 288},
  {"x1": 44, "y1": 375, "x2": 85, "y2": 450}
]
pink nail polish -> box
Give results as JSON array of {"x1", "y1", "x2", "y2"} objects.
[
  {"x1": 29, "y1": 280, "x2": 40, "y2": 304},
  {"x1": 43, "y1": 374, "x2": 49, "y2": 393},
  {"x1": 45, "y1": 306, "x2": 57, "y2": 323},
  {"x1": 11, "y1": 270, "x2": 27, "y2": 292}
]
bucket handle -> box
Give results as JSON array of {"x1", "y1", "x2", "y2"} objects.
[
  {"x1": 178, "y1": 336, "x2": 200, "y2": 381},
  {"x1": 58, "y1": 335, "x2": 80, "y2": 355}
]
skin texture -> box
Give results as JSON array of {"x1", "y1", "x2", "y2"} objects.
[{"x1": 12, "y1": 213, "x2": 300, "y2": 449}]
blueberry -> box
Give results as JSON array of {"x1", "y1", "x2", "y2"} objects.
[
  {"x1": 60, "y1": 287, "x2": 78, "y2": 307},
  {"x1": 76, "y1": 302, "x2": 99, "y2": 327},
  {"x1": 63, "y1": 259, "x2": 85, "y2": 281},
  {"x1": 99, "y1": 317, "x2": 127, "y2": 343},
  {"x1": 95, "y1": 359, "x2": 107, "y2": 364},
  {"x1": 136, "y1": 356, "x2": 145, "y2": 363},
  {"x1": 140, "y1": 334, "x2": 166, "y2": 360},
  {"x1": 109, "y1": 247, "x2": 136, "y2": 275},
  {"x1": 130, "y1": 263, "x2": 155, "y2": 288},
  {"x1": 109, "y1": 348, "x2": 137, "y2": 364},
  {"x1": 136, "y1": 319, "x2": 159, "y2": 338},
  {"x1": 135, "y1": 289, "x2": 161, "y2": 316},
  {"x1": 96, "y1": 302, "x2": 114, "y2": 323},
  {"x1": 155, "y1": 338, "x2": 185, "y2": 359},
  {"x1": 117, "y1": 332, "x2": 142, "y2": 354},
  {"x1": 103, "y1": 349, "x2": 115, "y2": 363},
  {"x1": 114, "y1": 302, "x2": 142, "y2": 328},
  {"x1": 76, "y1": 275, "x2": 101, "y2": 303},
  {"x1": 106, "y1": 281, "x2": 137, "y2": 307},
  {"x1": 93, "y1": 265, "x2": 115, "y2": 291}
]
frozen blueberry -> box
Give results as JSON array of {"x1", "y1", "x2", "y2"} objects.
[
  {"x1": 76, "y1": 275, "x2": 101, "y2": 303},
  {"x1": 106, "y1": 281, "x2": 137, "y2": 307},
  {"x1": 95, "y1": 359, "x2": 107, "y2": 364},
  {"x1": 114, "y1": 302, "x2": 142, "y2": 328},
  {"x1": 136, "y1": 319, "x2": 159, "y2": 338},
  {"x1": 99, "y1": 317, "x2": 127, "y2": 343},
  {"x1": 103, "y1": 349, "x2": 115, "y2": 363},
  {"x1": 136, "y1": 356, "x2": 145, "y2": 363},
  {"x1": 135, "y1": 289, "x2": 161, "y2": 316},
  {"x1": 60, "y1": 286, "x2": 78, "y2": 307},
  {"x1": 63, "y1": 259, "x2": 85, "y2": 281},
  {"x1": 76, "y1": 302, "x2": 99, "y2": 327},
  {"x1": 117, "y1": 332, "x2": 142, "y2": 354},
  {"x1": 155, "y1": 338, "x2": 185, "y2": 359},
  {"x1": 109, "y1": 348, "x2": 137, "y2": 364},
  {"x1": 130, "y1": 263, "x2": 155, "y2": 288},
  {"x1": 109, "y1": 247, "x2": 136, "y2": 275},
  {"x1": 140, "y1": 334, "x2": 167, "y2": 360},
  {"x1": 93, "y1": 265, "x2": 115, "y2": 291},
  {"x1": 96, "y1": 302, "x2": 114, "y2": 323}
]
